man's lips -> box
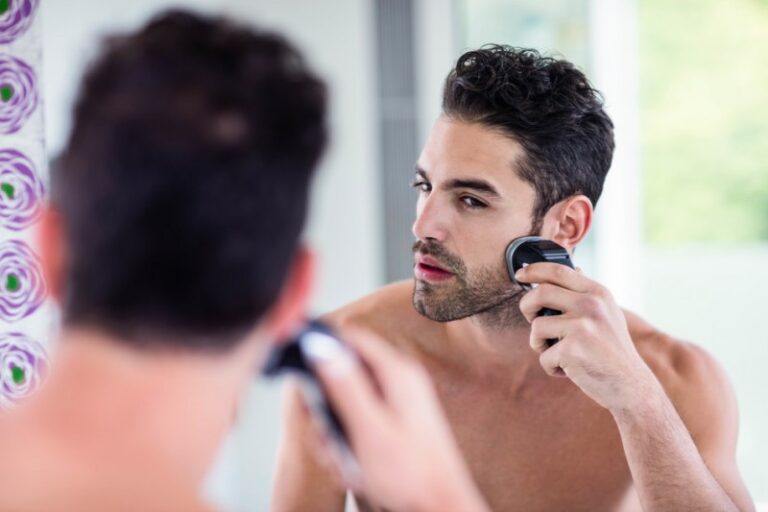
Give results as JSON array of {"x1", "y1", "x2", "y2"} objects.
[
  {"x1": 415, "y1": 254, "x2": 454, "y2": 282},
  {"x1": 416, "y1": 254, "x2": 451, "y2": 272}
]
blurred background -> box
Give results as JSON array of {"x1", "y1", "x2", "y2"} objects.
[{"x1": 39, "y1": 0, "x2": 768, "y2": 509}]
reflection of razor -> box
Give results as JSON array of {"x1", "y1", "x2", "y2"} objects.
[
  {"x1": 262, "y1": 320, "x2": 360, "y2": 479},
  {"x1": 505, "y1": 236, "x2": 575, "y2": 346}
]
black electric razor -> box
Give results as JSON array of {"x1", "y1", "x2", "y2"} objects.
[
  {"x1": 505, "y1": 236, "x2": 574, "y2": 346},
  {"x1": 262, "y1": 320, "x2": 359, "y2": 476}
]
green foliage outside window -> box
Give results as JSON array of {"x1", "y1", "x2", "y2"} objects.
[{"x1": 640, "y1": 0, "x2": 768, "y2": 243}]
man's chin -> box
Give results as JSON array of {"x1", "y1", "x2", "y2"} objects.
[
  {"x1": 412, "y1": 286, "x2": 470, "y2": 323},
  {"x1": 412, "y1": 300, "x2": 455, "y2": 323},
  {"x1": 411, "y1": 279, "x2": 527, "y2": 325},
  {"x1": 412, "y1": 282, "x2": 441, "y2": 320},
  {"x1": 412, "y1": 277, "x2": 449, "y2": 298}
]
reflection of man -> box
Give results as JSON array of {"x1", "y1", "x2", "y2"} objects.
[
  {"x1": 275, "y1": 46, "x2": 754, "y2": 511},
  {"x1": 0, "y1": 11, "x2": 487, "y2": 511}
]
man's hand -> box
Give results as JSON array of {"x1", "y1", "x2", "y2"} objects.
[
  {"x1": 516, "y1": 262, "x2": 657, "y2": 413},
  {"x1": 308, "y1": 327, "x2": 489, "y2": 512},
  {"x1": 517, "y1": 262, "x2": 752, "y2": 511}
]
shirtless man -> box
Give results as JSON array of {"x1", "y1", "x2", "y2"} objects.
[
  {"x1": 274, "y1": 46, "x2": 754, "y2": 511},
  {"x1": 0, "y1": 11, "x2": 487, "y2": 511}
]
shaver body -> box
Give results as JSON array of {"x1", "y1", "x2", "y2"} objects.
[
  {"x1": 262, "y1": 320, "x2": 359, "y2": 477},
  {"x1": 505, "y1": 236, "x2": 575, "y2": 346}
]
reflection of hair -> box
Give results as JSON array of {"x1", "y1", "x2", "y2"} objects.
[
  {"x1": 53, "y1": 10, "x2": 327, "y2": 349},
  {"x1": 442, "y1": 45, "x2": 614, "y2": 230}
]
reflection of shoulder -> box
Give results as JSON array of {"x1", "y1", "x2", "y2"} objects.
[
  {"x1": 322, "y1": 280, "x2": 427, "y2": 351},
  {"x1": 625, "y1": 310, "x2": 735, "y2": 438}
]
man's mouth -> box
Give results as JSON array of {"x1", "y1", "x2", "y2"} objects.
[{"x1": 415, "y1": 255, "x2": 455, "y2": 282}]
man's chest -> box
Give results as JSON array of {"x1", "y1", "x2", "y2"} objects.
[{"x1": 434, "y1": 375, "x2": 635, "y2": 511}]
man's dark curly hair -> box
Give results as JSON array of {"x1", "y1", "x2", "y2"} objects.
[
  {"x1": 53, "y1": 10, "x2": 327, "y2": 349},
  {"x1": 442, "y1": 45, "x2": 614, "y2": 230}
]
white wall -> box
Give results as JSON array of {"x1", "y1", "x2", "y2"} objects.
[
  {"x1": 41, "y1": 1, "x2": 382, "y2": 509},
  {"x1": 414, "y1": 0, "x2": 459, "y2": 146},
  {"x1": 588, "y1": 0, "x2": 644, "y2": 313}
]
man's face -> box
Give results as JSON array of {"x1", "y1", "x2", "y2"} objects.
[{"x1": 411, "y1": 117, "x2": 538, "y2": 324}]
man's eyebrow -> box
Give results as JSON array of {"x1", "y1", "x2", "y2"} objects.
[
  {"x1": 446, "y1": 178, "x2": 500, "y2": 198},
  {"x1": 414, "y1": 166, "x2": 500, "y2": 198}
]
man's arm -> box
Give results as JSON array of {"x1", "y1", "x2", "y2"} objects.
[
  {"x1": 613, "y1": 343, "x2": 753, "y2": 512},
  {"x1": 271, "y1": 384, "x2": 347, "y2": 512},
  {"x1": 516, "y1": 263, "x2": 754, "y2": 512}
]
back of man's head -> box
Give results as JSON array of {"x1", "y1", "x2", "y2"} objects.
[{"x1": 52, "y1": 10, "x2": 327, "y2": 349}]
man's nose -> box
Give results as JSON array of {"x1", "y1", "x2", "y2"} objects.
[{"x1": 412, "y1": 194, "x2": 448, "y2": 243}]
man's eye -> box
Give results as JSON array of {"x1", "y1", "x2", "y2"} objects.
[
  {"x1": 461, "y1": 196, "x2": 487, "y2": 208},
  {"x1": 411, "y1": 181, "x2": 431, "y2": 193}
]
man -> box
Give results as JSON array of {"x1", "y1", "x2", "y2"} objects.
[
  {"x1": 274, "y1": 46, "x2": 755, "y2": 511},
  {"x1": 0, "y1": 11, "x2": 488, "y2": 511}
]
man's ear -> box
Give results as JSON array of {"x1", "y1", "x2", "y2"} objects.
[
  {"x1": 37, "y1": 204, "x2": 66, "y2": 303},
  {"x1": 540, "y1": 195, "x2": 593, "y2": 251},
  {"x1": 261, "y1": 244, "x2": 315, "y2": 344}
]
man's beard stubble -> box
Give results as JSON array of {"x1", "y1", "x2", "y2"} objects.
[{"x1": 411, "y1": 239, "x2": 529, "y2": 329}]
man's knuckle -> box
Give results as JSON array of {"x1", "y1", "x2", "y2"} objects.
[
  {"x1": 576, "y1": 317, "x2": 594, "y2": 336},
  {"x1": 553, "y1": 264, "x2": 569, "y2": 280},
  {"x1": 594, "y1": 284, "x2": 612, "y2": 301}
]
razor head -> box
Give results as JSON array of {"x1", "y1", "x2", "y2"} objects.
[
  {"x1": 262, "y1": 320, "x2": 338, "y2": 377},
  {"x1": 261, "y1": 320, "x2": 349, "y2": 445},
  {"x1": 505, "y1": 236, "x2": 574, "y2": 289}
]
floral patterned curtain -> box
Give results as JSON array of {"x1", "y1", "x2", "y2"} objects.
[{"x1": 0, "y1": 0, "x2": 49, "y2": 410}]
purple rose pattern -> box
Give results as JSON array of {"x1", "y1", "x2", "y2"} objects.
[
  {"x1": 0, "y1": 332, "x2": 48, "y2": 410},
  {"x1": 0, "y1": 148, "x2": 44, "y2": 230},
  {"x1": 0, "y1": 0, "x2": 39, "y2": 44},
  {"x1": 0, "y1": 54, "x2": 38, "y2": 134},
  {"x1": 0, "y1": 239, "x2": 46, "y2": 322}
]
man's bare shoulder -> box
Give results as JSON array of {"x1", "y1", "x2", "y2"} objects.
[
  {"x1": 625, "y1": 310, "x2": 736, "y2": 439},
  {"x1": 322, "y1": 280, "x2": 436, "y2": 351},
  {"x1": 0, "y1": 417, "x2": 213, "y2": 512}
]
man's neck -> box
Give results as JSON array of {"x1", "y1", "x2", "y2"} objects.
[
  {"x1": 439, "y1": 309, "x2": 544, "y2": 382},
  {"x1": 14, "y1": 326, "x2": 257, "y2": 489}
]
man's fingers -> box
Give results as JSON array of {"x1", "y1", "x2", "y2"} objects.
[
  {"x1": 310, "y1": 342, "x2": 384, "y2": 444},
  {"x1": 335, "y1": 326, "x2": 428, "y2": 409},
  {"x1": 515, "y1": 262, "x2": 593, "y2": 293},
  {"x1": 336, "y1": 326, "x2": 410, "y2": 379},
  {"x1": 519, "y1": 283, "x2": 581, "y2": 323},
  {"x1": 538, "y1": 342, "x2": 568, "y2": 377},
  {"x1": 529, "y1": 315, "x2": 569, "y2": 354}
]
